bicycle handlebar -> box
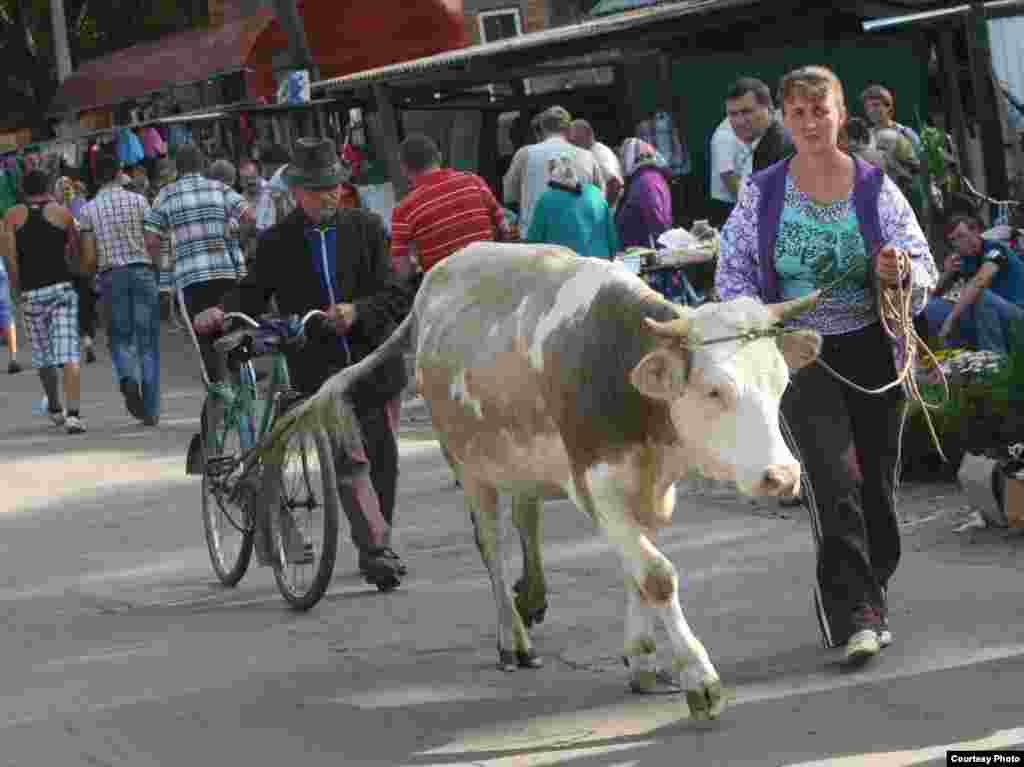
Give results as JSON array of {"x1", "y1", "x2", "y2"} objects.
[
  {"x1": 222, "y1": 312, "x2": 260, "y2": 329},
  {"x1": 221, "y1": 309, "x2": 331, "y2": 336}
]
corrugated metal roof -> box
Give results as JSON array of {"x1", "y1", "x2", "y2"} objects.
[
  {"x1": 312, "y1": 0, "x2": 758, "y2": 93},
  {"x1": 49, "y1": 10, "x2": 275, "y2": 115}
]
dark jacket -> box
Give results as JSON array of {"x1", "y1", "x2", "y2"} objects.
[
  {"x1": 752, "y1": 120, "x2": 793, "y2": 173},
  {"x1": 222, "y1": 207, "x2": 413, "y2": 403}
]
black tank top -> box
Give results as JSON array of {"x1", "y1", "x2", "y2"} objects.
[{"x1": 16, "y1": 204, "x2": 71, "y2": 291}]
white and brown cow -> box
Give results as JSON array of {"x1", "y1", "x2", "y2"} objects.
[{"x1": 267, "y1": 242, "x2": 821, "y2": 720}]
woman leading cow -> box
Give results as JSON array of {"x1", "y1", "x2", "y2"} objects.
[{"x1": 716, "y1": 66, "x2": 938, "y2": 664}]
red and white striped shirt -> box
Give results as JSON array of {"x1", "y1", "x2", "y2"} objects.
[{"x1": 390, "y1": 169, "x2": 505, "y2": 274}]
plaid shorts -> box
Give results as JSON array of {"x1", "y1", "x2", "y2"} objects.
[
  {"x1": 0, "y1": 267, "x2": 11, "y2": 328},
  {"x1": 22, "y1": 282, "x2": 80, "y2": 369}
]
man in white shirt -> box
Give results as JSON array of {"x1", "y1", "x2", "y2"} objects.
[
  {"x1": 709, "y1": 78, "x2": 782, "y2": 224},
  {"x1": 503, "y1": 106, "x2": 605, "y2": 236},
  {"x1": 568, "y1": 119, "x2": 623, "y2": 207},
  {"x1": 709, "y1": 117, "x2": 746, "y2": 206}
]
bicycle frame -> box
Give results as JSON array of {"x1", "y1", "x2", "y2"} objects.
[{"x1": 200, "y1": 309, "x2": 330, "y2": 480}]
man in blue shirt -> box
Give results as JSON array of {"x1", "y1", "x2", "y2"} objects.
[{"x1": 925, "y1": 214, "x2": 1024, "y2": 353}]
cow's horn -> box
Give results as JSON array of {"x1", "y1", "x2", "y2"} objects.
[
  {"x1": 768, "y1": 290, "x2": 821, "y2": 324},
  {"x1": 644, "y1": 316, "x2": 691, "y2": 338}
]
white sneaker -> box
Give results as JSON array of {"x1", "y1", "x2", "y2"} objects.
[
  {"x1": 65, "y1": 415, "x2": 86, "y2": 434},
  {"x1": 878, "y1": 628, "x2": 893, "y2": 648},
  {"x1": 845, "y1": 629, "x2": 880, "y2": 664}
]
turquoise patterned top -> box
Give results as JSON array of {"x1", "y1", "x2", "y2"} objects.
[{"x1": 772, "y1": 176, "x2": 876, "y2": 333}]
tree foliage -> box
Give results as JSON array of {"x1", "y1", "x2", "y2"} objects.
[{"x1": 0, "y1": 0, "x2": 207, "y2": 134}]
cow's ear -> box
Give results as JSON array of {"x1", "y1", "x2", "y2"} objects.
[
  {"x1": 776, "y1": 330, "x2": 822, "y2": 371},
  {"x1": 630, "y1": 349, "x2": 689, "y2": 401}
]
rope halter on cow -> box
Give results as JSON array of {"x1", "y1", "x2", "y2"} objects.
[{"x1": 645, "y1": 291, "x2": 822, "y2": 348}]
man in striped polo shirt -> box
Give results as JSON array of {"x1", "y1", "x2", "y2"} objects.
[{"x1": 390, "y1": 134, "x2": 509, "y2": 280}]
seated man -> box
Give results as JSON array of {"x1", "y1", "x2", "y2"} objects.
[
  {"x1": 925, "y1": 215, "x2": 1024, "y2": 354},
  {"x1": 193, "y1": 138, "x2": 415, "y2": 586}
]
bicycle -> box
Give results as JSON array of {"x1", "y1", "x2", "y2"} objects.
[{"x1": 189, "y1": 308, "x2": 344, "y2": 610}]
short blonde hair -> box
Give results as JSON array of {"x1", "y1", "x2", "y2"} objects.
[{"x1": 779, "y1": 65, "x2": 846, "y2": 113}]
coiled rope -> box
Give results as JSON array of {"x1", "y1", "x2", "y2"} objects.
[{"x1": 813, "y1": 257, "x2": 951, "y2": 462}]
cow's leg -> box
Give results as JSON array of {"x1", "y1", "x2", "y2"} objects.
[
  {"x1": 652, "y1": 578, "x2": 724, "y2": 719},
  {"x1": 510, "y1": 492, "x2": 547, "y2": 629},
  {"x1": 573, "y1": 475, "x2": 723, "y2": 719},
  {"x1": 464, "y1": 480, "x2": 543, "y2": 672},
  {"x1": 623, "y1": 576, "x2": 682, "y2": 694}
]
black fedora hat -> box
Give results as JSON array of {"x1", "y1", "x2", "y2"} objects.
[{"x1": 283, "y1": 137, "x2": 351, "y2": 189}]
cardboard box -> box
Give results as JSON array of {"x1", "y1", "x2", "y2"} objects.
[{"x1": 1005, "y1": 476, "x2": 1024, "y2": 529}]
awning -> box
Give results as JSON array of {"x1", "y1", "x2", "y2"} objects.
[
  {"x1": 589, "y1": 0, "x2": 670, "y2": 17},
  {"x1": 49, "y1": 10, "x2": 276, "y2": 115},
  {"x1": 312, "y1": 0, "x2": 759, "y2": 93},
  {"x1": 862, "y1": 0, "x2": 1024, "y2": 31}
]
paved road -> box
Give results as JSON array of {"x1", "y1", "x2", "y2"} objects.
[{"x1": 1, "y1": 327, "x2": 1022, "y2": 766}]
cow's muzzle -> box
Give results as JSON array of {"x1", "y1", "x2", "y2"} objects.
[{"x1": 758, "y1": 464, "x2": 801, "y2": 498}]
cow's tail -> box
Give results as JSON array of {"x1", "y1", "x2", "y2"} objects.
[{"x1": 256, "y1": 311, "x2": 417, "y2": 465}]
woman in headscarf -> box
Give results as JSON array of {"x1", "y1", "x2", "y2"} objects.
[
  {"x1": 615, "y1": 138, "x2": 673, "y2": 249},
  {"x1": 525, "y1": 154, "x2": 619, "y2": 259}
]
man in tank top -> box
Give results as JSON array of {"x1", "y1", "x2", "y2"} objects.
[{"x1": 0, "y1": 170, "x2": 88, "y2": 434}]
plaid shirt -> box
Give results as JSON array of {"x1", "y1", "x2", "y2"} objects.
[
  {"x1": 78, "y1": 184, "x2": 152, "y2": 272},
  {"x1": 144, "y1": 174, "x2": 249, "y2": 290}
]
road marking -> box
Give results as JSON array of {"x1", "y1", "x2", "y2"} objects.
[
  {"x1": 98, "y1": 519, "x2": 787, "y2": 613},
  {"x1": 782, "y1": 726, "x2": 1024, "y2": 766},
  {"x1": 406, "y1": 642, "x2": 1024, "y2": 762},
  {"x1": 32, "y1": 640, "x2": 170, "y2": 673},
  {"x1": 306, "y1": 684, "x2": 543, "y2": 708}
]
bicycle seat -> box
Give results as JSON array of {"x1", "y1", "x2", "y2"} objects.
[{"x1": 212, "y1": 328, "x2": 257, "y2": 358}]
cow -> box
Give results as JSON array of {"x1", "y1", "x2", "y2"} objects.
[{"x1": 262, "y1": 242, "x2": 822, "y2": 721}]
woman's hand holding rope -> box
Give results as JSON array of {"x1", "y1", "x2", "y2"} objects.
[{"x1": 812, "y1": 245, "x2": 950, "y2": 462}]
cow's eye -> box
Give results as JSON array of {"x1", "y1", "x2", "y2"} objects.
[{"x1": 708, "y1": 388, "x2": 721, "y2": 400}]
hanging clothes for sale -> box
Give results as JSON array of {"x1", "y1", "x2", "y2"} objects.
[
  {"x1": 141, "y1": 126, "x2": 167, "y2": 158},
  {"x1": 0, "y1": 166, "x2": 18, "y2": 215},
  {"x1": 636, "y1": 111, "x2": 690, "y2": 178},
  {"x1": 167, "y1": 123, "x2": 194, "y2": 154},
  {"x1": 116, "y1": 127, "x2": 145, "y2": 166}
]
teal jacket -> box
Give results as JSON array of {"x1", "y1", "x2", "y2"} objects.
[{"x1": 526, "y1": 182, "x2": 620, "y2": 259}]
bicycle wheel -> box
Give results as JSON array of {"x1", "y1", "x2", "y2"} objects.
[
  {"x1": 201, "y1": 397, "x2": 255, "y2": 587},
  {"x1": 267, "y1": 425, "x2": 340, "y2": 611}
]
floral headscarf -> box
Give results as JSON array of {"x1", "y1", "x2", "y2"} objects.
[{"x1": 619, "y1": 138, "x2": 668, "y2": 178}]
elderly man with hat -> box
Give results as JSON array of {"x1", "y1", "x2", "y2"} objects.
[
  {"x1": 193, "y1": 138, "x2": 414, "y2": 588},
  {"x1": 503, "y1": 105, "x2": 605, "y2": 237}
]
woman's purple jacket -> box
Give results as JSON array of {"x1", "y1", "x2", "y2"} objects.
[{"x1": 616, "y1": 166, "x2": 673, "y2": 249}]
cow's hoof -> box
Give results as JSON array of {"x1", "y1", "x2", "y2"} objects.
[
  {"x1": 498, "y1": 648, "x2": 543, "y2": 671},
  {"x1": 685, "y1": 679, "x2": 725, "y2": 721},
  {"x1": 629, "y1": 669, "x2": 683, "y2": 695},
  {"x1": 515, "y1": 592, "x2": 548, "y2": 629}
]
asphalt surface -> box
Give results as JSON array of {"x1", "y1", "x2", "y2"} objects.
[{"x1": 0, "y1": 325, "x2": 1022, "y2": 767}]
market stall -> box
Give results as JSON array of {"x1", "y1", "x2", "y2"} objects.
[{"x1": 614, "y1": 222, "x2": 719, "y2": 306}]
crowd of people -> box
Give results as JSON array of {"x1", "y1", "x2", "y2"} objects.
[{"x1": 1, "y1": 62, "x2": 1021, "y2": 659}]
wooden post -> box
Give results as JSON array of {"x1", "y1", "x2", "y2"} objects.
[
  {"x1": 939, "y1": 25, "x2": 972, "y2": 183},
  {"x1": 373, "y1": 83, "x2": 408, "y2": 199},
  {"x1": 50, "y1": 0, "x2": 73, "y2": 83},
  {"x1": 966, "y1": 2, "x2": 1008, "y2": 207}
]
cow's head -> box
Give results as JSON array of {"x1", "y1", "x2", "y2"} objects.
[{"x1": 630, "y1": 294, "x2": 822, "y2": 497}]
